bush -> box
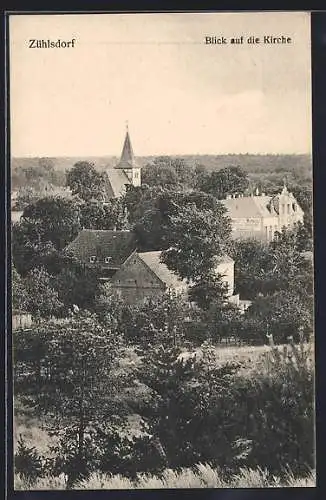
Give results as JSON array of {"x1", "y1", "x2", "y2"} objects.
[
  {"x1": 15, "y1": 435, "x2": 45, "y2": 486},
  {"x1": 135, "y1": 339, "x2": 314, "y2": 477},
  {"x1": 229, "y1": 339, "x2": 315, "y2": 475}
]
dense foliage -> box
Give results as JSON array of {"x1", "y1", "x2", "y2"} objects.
[
  {"x1": 12, "y1": 156, "x2": 314, "y2": 488},
  {"x1": 14, "y1": 327, "x2": 314, "y2": 486}
]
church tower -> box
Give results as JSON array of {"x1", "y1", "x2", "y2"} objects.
[{"x1": 115, "y1": 124, "x2": 141, "y2": 187}]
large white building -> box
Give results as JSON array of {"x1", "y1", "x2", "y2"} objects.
[{"x1": 221, "y1": 184, "x2": 304, "y2": 242}]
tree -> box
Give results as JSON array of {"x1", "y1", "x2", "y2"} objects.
[
  {"x1": 122, "y1": 185, "x2": 164, "y2": 224},
  {"x1": 230, "y1": 239, "x2": 270, "y2": 300},
  {"x1": 122, "y1": 293, "x2": 189, "y2": 347},
  {"x1": 12, "y1": 197, "x2": 81, "y2": 276},
  {"x1": 267, "y1": 227, "x2": 313, "y2": 297},
  {"x1": 53, "y1": 263, "x2": 102, "y2": 313},
  {"x1": 14, "y1": 313, "x2": 133, "y2": 487},
  {"x1": 230, "y1": 228, "x2": 313, "y2": 300},
  {"x1": 205, "y1": 300, "x2": 243, "y2": 341},
  {"x1": 196, "y1": 166, "x2": 249, "y2": 199},
  {"x1": 137, "y1": 344, "x2": 241, "y2": 470},
  {"x1": 12, "y1": 266, "x2": 28, "y2": 312},
  {"x1": 66, "y1": 161, "x2": 109, "y2": 202},
  {"x1": 134, "y1": 190, "x2": 231, "y2": 253},
  {"x1": 290, "y1": 184, "x2": 313, "y2": 240},
  {"x1": 12, "y1": 227, "x2": 75, "y2": 277},
  {"x1": 245, "y1": 290, "x2": 313, "y2": 344},
  {"x1": 188, "y1": 272, "x2": 229, "y2": 311},
  {"x1": 14, "y1": 187, "x2": 39, "y2": 210},
  {"x1": 79, "y1": 199, "x2": 128, "y2": 230},
  {"x1": 93, "y1": 282, "x2": 125, "y2": 326},
  {"x1": 20, "y1": 197, "x2": 81, "y2": 250},
  {"x1": 161, "y1": 202, "x2": 231, "y2": 281},
  {"x1": 142, "y1": 157, "x2": 195, "y2": 189},
  {"x1": 24, "y1": 267, "x2": 63, "y2": 319},
  {"x1": 142, "y1": 162, "x2": 179, "y2": 187}
]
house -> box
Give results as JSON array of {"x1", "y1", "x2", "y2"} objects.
[
  {"x1": 106, "y1": 125, "x2": 141, "y2": 198},
  {"x1": 111, "y1": 250, "x2": 188, "y2": 304},
  {"x1": 221, "y1": 184, "x2": 304, "y2": 242},
  {"x1": 111, "y1": 250, "x2": 245, "y2": 307},
  {"x1": 65, "y1": 229, "x2": 245, "y2": 308},
  {"x1": 64, "y1": 229, "x2": 137, "y2": 279}
]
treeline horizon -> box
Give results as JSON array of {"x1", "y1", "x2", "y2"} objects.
[{"x1": 11, "y1": 152, "x2": 312, "y2": 175}]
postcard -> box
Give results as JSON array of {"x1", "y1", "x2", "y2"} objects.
[{"x1": 8, "y1": 11, "x2": 315, "y2": 490}]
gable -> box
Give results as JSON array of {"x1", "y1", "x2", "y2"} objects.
[
  {"x1": 271, "y1": 191, "x2": 304, "y2": 215},
  {"x1": 111, "y1": 252, "x2": 165, "y2": 289}
]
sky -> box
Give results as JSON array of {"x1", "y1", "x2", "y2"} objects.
[{"x1": 9, "y1": 12, "x2": 312, "y2": 157}]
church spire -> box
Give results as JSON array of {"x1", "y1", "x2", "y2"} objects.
[{"x1": 115, "y1": 123, "x2": 137, "y2": 170}]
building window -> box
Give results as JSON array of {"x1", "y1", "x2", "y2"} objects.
[
  {"x1": 89, "y1": 256, "x2": 96, "y2": 263},
  {"x1": 287, "y1": 204, "x2": 290, "y2": 214},
  {"x1": 292, "y1": 203, "x2": 296, "y2": 211},
  {"x1": 104, "y1": 256, "x2": 112, "y2": 263},
  {"x1": 282, "y1": 204, "x2": 285, "y2": 214}
]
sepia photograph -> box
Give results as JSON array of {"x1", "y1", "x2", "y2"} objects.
[{"x1": 9, "y1": 11, "x2": 315, "y2": 490}]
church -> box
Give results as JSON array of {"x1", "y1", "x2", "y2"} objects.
[{"x1": 105, "y1": 125, "x2": 141, "y2": 198}]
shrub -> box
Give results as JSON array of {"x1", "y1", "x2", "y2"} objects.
[
  {"x1": 229, "y1": 339, "x2": 315, "y2": 476},
  {"x1": 14, "y1": 435, "x2": 45, "y2": 486},
  {"x1": 136, "y1": 344, "x2": 243, "y2": 471}
]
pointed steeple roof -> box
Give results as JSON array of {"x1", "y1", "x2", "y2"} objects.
[{"x1": 115, "y1": 124, "x2": 137, "y2": 170}]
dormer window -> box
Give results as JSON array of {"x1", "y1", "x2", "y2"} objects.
[
  {"x1": 104, "y1": 256, "x2": 112, "y2": 264},
  {"x1": 89, "y1": 256, "x2": 96, "y2": 263}
]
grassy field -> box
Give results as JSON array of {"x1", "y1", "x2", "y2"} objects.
[{"x1": 15, "y1": 463, "x2": 316, "y2": 490}]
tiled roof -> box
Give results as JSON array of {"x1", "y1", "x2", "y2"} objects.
[
  {"x1": 138, "y1": 251, "x2": 187, "y2": 289},
  {"x1": 137, "y1": 252, "x2": 234, "y2": 289},
  {"x1": 221, "y1": 195, "x2": 274, "y2": 218},
  {"x1": 65, "y1": 229, "x2": 136, "y2": 267},
  {"x1": 106, "y1": 168, "x2": 131, "y2": 198}
]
